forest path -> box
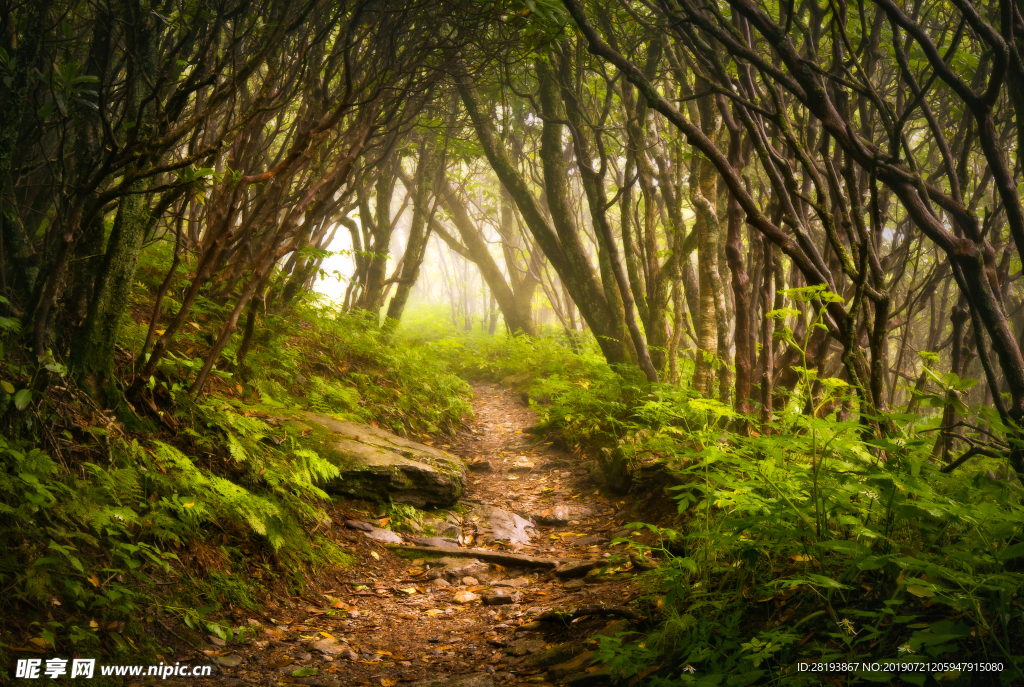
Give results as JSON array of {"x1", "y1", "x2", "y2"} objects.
[{"x1": 197, "y1": 383, "x2": 642, "y2": 687}]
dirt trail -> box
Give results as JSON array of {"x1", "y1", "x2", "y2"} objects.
[{"x1": 182, "y1": 384, "x2": 642, "y2": 687}]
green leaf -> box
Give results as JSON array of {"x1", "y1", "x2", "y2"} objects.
[
  {"x1": 13, "y1": 388, "x2": 32, "y2": 410},
  {"x1": 290, "y1": 668, "x2": 318, "y2": 677}
]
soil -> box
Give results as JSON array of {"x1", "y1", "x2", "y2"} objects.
[{"x1": 147, "y1": 384, "x2": 651, "y2": 687}]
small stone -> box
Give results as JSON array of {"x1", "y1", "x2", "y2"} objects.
[
  {"x1": 482, "y1": 592, "x2": 515, "y2": 606},
  {"x1": 462, "y1": 576, "x2": 480, "y2": 586},
  {"x1": 411, "y1": 558, "x2": 426, "y2": 567},
  {"x1": 345, "y1": 519, "x2": 374, "y2": 532},
  {"x1": 563, "y1": 579, "x2": 586, "y2": 591},
  {"x1": 215, "y1": 654, "x2": 243, "y2": 668},
  {"x1": 311, "y1": 638, "x2": 349, "y2": 656},
  {"x1": 574, "y1": 536, "x2": 607, "y2": 547},
  {"x1": 428, "y1": 636, "x2": 442, "y2": 643},
  {"x1": 469, "y1": 460, "x2": 493, "y2": 473},
  {"x1": 339, "y1": 649, "x2": 359, "y2": 661},
  {"x1": 433, "y1": 578, "x2": 451, "y2": 588},
  {"x1": 454, "y1": 590, "x2": 480, "y2": 604},
  {"x1": 208, "y1": 635, "x2": 227, "y2": 646},
  {"x1": 507, "y1": 638, "x2": 546, "y2": 656},
  {"x1": 553, "y1": 560, "x2": 603, "y2": 579}
]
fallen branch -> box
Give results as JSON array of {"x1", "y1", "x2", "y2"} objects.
[
  {"x1": 939, "y1": 442, "x2": 1006, "y2": 473},
  {"x1": 382, "y1": 544, "x2": 563, "y2": 569}
]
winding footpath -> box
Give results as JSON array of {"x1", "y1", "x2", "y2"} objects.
[{"x1": 180, "y1": 384, "x2": 646, "y2": 687}]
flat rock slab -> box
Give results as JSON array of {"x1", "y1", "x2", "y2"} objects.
[
  {"x1": 408, "y1": 674, "x2": 494, "y2": 687},
  {"x1": 524, "y1": 503, "x2": 594, "y2": 526},
  {"x1": 469, "y1": 503, "x2": 536, "y2": 545},
  {"x1": 507, "y1": 638, "x2": 546, "y2": 656},
  {"x1": 344, "y1": 520, "x2": 405, "y2": 544},
  {"x1": 304, "y1": 412, "x2": 466, "y2": 507},
  {"x1": 553, "y1": 560, "x2": 604, "y2": 579},
  {"x1": 408, "y1": 535, "x2": 459, "y2": 548}
]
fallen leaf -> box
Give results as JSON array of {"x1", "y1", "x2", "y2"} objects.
[{"x1": 370, "y1": 551, "x2": 380, "y2": 561}]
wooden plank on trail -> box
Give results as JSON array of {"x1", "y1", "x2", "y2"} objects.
[{"x1": 382, "y1": 544, "x2": 565, "y2": 568}]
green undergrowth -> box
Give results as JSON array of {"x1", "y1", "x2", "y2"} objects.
[{"x1": 0, "y1": 298, "x2": 470, "y2": 678}]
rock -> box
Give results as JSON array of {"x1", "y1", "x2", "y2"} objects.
[
  {"x1": 506, "y1": 638, "x2": 546, "y2": 656},
  {"x1": 482, "y1": 592, "x2": 516, "y2": 606},
  {"x1": 609, "y1": 528, "x2": 633, "y2": 540},
  {"x1": 453, "y1": 591, "x2": 480, "y2": 604},
  {"x1": 597, "y1": 447, "x2": 633, "y2": 494},
  {"x1": 431, "y1": 578, "x2": 451, "y2": 588},
  {"x1": 585, "y1": 568, "x2": 631, "y2": 583},
  {"x1": 546, "y1": 650, "x2": 596, "y2": 679},
  {"x1": 595, "y1": 619, "x2": 634, "y2": 638},
  {"x1": 363, "y1": 526, "x2": 404, "y2": 544},
  {"x1": 543, "y1": 459, "x2": 574, "y2": 470},
  {"x1": 492, "y1": 577, "x2": 529, "y2": 588},
  {"x1": 409, "y1": 535, "x2": 459, "y2": 548},
  {"x1": 462, "y1": 576, "x2": 479, "y2": 585},
  {"x1": 307, "y1": 412, "x2": 466, "y2": 507},
  {"x1": 345, "y1": 519, "x2": 374, "y2": 531},
  {"x1": 523, "y1": 644, "x2": 584, "y2": 671},
  {"x1": 409, "y1": 675, "x2": 494, "y2": 687},
  {"x1": 311, "y1": 639, "x2": 350, "y2": 656},
  {"x1": 469, "y1": 503, "x2": 536, "y2": 545},
  {"x1": 574, "y1": 536, "x2": 607, "y2": 548},
  {"x1": 411, "y1": 558, "x2": 426, "y2": 567},
  {"x1": 562, "y1": 668, "x2": 616, "y2": 686},
  {"x1": 468, "y1": 460, "x2": 493, "y2": 473},
  {"x1": 434, "y1": 557, "x2": 491, "y2": 582},
  {"x1": 553, "y1": 560, "x2": 603, "y2": 579},
  {"x1": 527, "y1": 504, "x2": 593, "y2": 526},
  {"x1": 215, "y1": 654, "x2": 243, "y2": 668},
  {"x1": 339, "y1": 649, "x2": 358, "y2": 661},
  {"x1": 508, "y1": 459, "x2": 535, "y2": 473},
  {"x1": 562, "y1": 579, "x2": 586, "y2": 591},
  {"x1": 208, "y1": 635, "x2": 227, "y2": 646}
]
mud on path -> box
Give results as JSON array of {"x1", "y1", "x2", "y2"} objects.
[{"x1": 183, "y1": 384, "x2": 647, "y2": 687}]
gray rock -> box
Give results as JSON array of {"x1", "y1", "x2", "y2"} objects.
[
  {"x1": 575, "y1": 536, "x2": 607, "y2": 548},
  {"x1": 310, "y1": 639, "x2": 350, "y2": 656},
  {"x1": 562, "y1": 579, "x2": 586, "y2": 591},
  {"x1": 468, "y1": 460, "x2": 493, "y2": 473},
  {"x1": 409, "y1": 535, "x2": 459, "y2": 548},
  {"x1": 523, "y1": 644, "x2": 584, "y2": 671},
  {"x1": 345, "y1": 519, "x2": 373, "y2": 531},
  {"x1": 215, "y1": 654, "x2": 243, "y2": 668},
  {"x1": 506, "y1": 638, "x2": 546, "y2": 656},
  {"x1": 597, "y1": 447, "x2": 632, "y2": 494},
  {"x1": 306, "y1": 412, "x2": 466, "y2": 507},
  {"x1": 470, "y1": 503, "x2": 536, "y2": 545},
  {"x1": 482, "y1": 591, "x2": 517, "y2": 606},
  {"x1": 408, "y1": 673, "x2": 494, "y2": 687},
  {"x1": 562, "y1": 668, "x2": 616, "y2": 686},
  {"x1": 546, "y1": 650, "x2": 595, "y2": 678},
  {"x1": 363, "y1": 526, "x2": 404, "y2": 544},
  {"x1": 526, "y1": 504, "x2": 593, "y2": 526},
  {"x1": 553, "y1": 560, "x2": 603, "y2": 579}
]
